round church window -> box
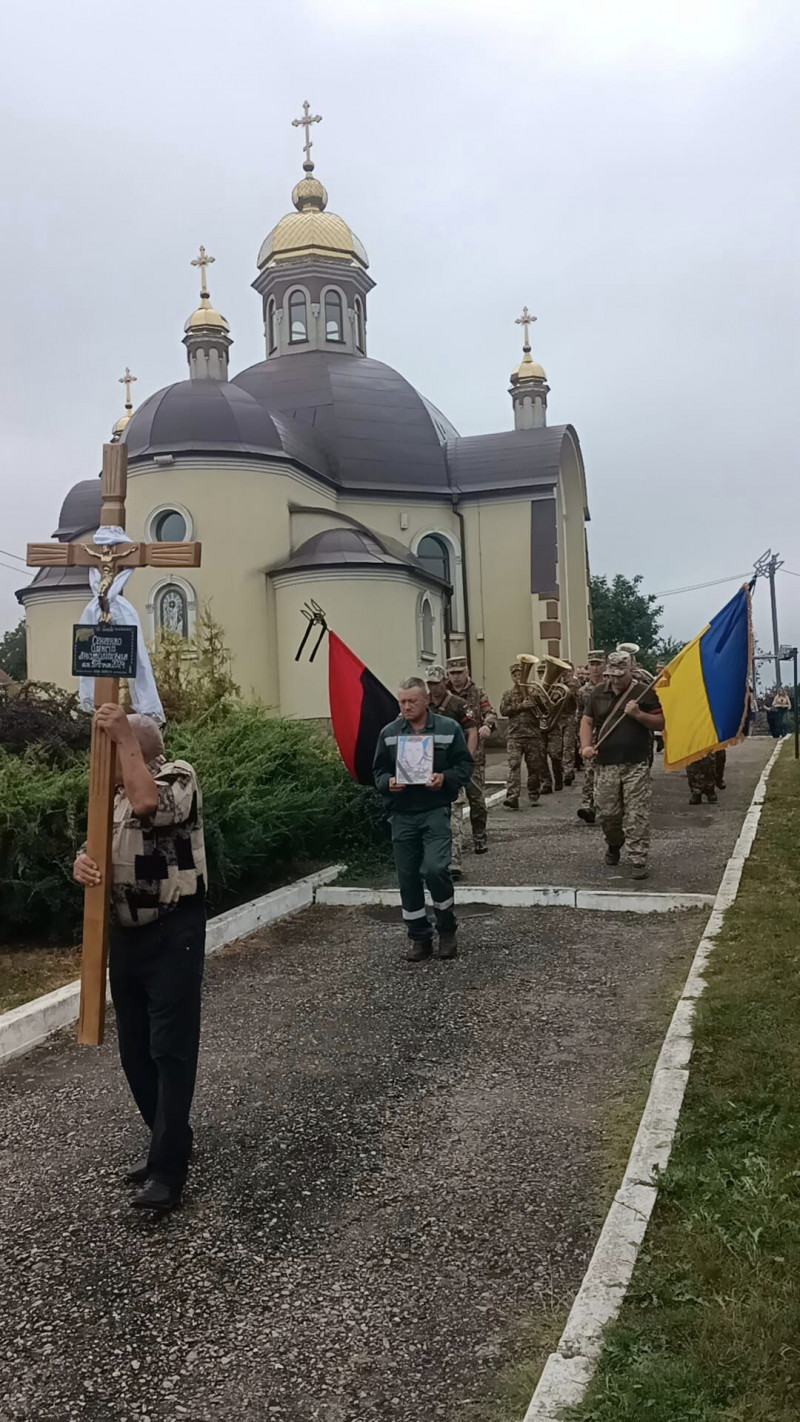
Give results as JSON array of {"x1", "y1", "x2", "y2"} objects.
[{"x1": 153, "y1": 509, "x2": 187, "y2": 542}]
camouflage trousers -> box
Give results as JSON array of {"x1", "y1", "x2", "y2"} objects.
[
  {"x1": 466, "y1": 759, "x2": 488, "y2": 843},
  {"x1": 687, "y1": 753, "x2": 716, "y2": 796},
  {"x1": 561, "y1": 714, "x2": 577, "y2": 776},
  {"x1": 581, "y1": 758, "x2": 595, "y2": 808},
  {"x1": 594, "y1": 762, "x2": 652, "y2": 868},
  {"x1": 506, "y1": 736, "x2": 544, "y2": 803},
  {"x1": 450, "y1": 788, "x2": 465, "y2": 870}
]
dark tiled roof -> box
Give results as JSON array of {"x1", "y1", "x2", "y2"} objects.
[
  {"x1": 446, "y1": 425, "x2": 574, "y2": 495},
  {"x1": 53, "y1": 478, "x2": 102, "y2": 538},
  {"x1": 272, "y1": 524, "x2": 448, "y2": 588},
  {"x1": 123, "y1": 379, "x2": 332, "y2": 479},
  {"x1": 234, "y1": 352, "x2": 458, "y2": 493}
]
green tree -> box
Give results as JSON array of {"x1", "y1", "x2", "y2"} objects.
[
  {"x1": 654, "y1": 634, "x2": 685, "y2": 665},
  {"x1": 0, "y1": 619, "x2": 27, "y2": 682},
  {"x1": 590, "y1": 574, "x2": 664, "y2": 670},
  {"x1": 147, "y1": 604, "x2": 240, "y2": 723}
]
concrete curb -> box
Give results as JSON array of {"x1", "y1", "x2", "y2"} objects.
[
  {"x1": 316, "y1": 885, "x2": 714, "y2": 914},
  {"x1": 523, "y1": 739, "x2": 785, "y2": 1421},
  {"x1": 0, "y1": 865, "x2": 344, "y2": 1070}
]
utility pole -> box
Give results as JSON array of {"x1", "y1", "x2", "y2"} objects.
[{"x1": 768, "y1": 551, "x2": 784, "y2": 688}]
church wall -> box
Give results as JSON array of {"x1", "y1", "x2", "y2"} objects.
[
  {"x1": 273, "y1": 570, "x2": 447, "y2": 720},
  {"x1": 25, "y1": 594, "x2": 89, "y2": 688},
  {"x1": 459, "y1": 497, "x2": 541, "y2": 706},
  {"x1": 123, "y1": 458, "x2": 338, "y2": 707},
  {"x1": 559, "y1": 437, "x2": 592, "y2": 664}
]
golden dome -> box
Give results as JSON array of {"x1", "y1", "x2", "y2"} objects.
[
  {"x1": 184, "y1": 296, "x2": 231, "y2": 333},
  {"x1": 257, "y1": 173, "x2": 368, "y2": 270},
  {"x1": 111, "y1": 410, "x2": 132, "y2": 439},
  {"x1": 510, "y1": 351, "x2": 547, "y2": 384}
]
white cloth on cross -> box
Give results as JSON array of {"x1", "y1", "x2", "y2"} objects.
[{"x1": 78, "y1": 526, "x2": 165, "y2": 723}]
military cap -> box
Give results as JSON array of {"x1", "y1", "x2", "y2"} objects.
[
  {"x1": 426, "y1": 664, "x2": 448, "y2": 684},
  {"x1": 617, "y1": 642, "x2": 640, "y2": 656},
  {"x1": 446, "y1": 655, "x2": 469, "y2": 672},
  {"x1": 587, "y1": 650, "x2": 606, "y2": 664},
  {"x1": 606, "y1": 651, "x2": 633, "y2": 672}
]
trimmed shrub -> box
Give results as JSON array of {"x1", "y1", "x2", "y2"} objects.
[
  {"x1": 0, "y1": 703, "x2": 387, "y2": 944},
  {"x1": 0, "y1": 683, "x2": 92, "y2": 764}
]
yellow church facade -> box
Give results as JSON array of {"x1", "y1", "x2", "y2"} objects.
[{"x1": 20, "y1": 108, "x2": 591, "y2": 715}]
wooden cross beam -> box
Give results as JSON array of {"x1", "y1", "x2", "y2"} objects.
[{"x1": 26, "y1": 442, "x2": 202, "y2": 1046}]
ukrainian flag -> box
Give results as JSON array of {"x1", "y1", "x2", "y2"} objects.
[{"x1": 657, "y1": 584, "x2": 753, "y2": 771}]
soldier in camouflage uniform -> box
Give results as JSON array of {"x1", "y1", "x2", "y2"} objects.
[
  {"x1": 500, "y1": 660, "x2": 547, "y2": 808},
  {"x1": 576, "y1": 651, "x2": 606, "y2": 823},
  {"x1": 686, "y1": 753, "x2": 718, "y2": 804},
  {"x1": 426, "y1": 666, "x2": 477, "y2": 878},
  {"x1": 580, "y1": 651, "x2": 664, "y2": 880},
  {"x1": 446, "y1": 655, "x2": 497, "y2": 854},
  {"x1": 561, "y1": 670, "x2": 580, "y2": 786},
  {"x1": 540, "y1": 666, "x2": 575, "y2": 794}
]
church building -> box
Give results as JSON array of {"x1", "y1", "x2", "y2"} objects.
[{"x1": 20, "y1": 105, "x2": 592, "y2": 715}]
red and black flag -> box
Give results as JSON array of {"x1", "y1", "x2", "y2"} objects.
[{"x1": 328, "y1": 632, "x2": 399, "y2": 785}]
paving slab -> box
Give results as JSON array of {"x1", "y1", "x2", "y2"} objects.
[{"x1": 0, "y1": 904, "x2": 704, "y2": 1422}]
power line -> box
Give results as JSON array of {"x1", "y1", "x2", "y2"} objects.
[
  {"x1": 652, "y1": 572, "x2": 750, "y2": 597},
  {"x1": 781, "y1": 569, "x2": 800, "y2": 579},
  {"x1": 0, "y1": 547, "x2": 26, "y2": 566},
  {"x1": 0, "y1": 558, "x2": 28, "y2": 577}
]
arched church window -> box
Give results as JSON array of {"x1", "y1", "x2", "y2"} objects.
[
  {"x1": 153, "y1": 509, "x2": 187, "y2": 543},
  {"x1": 417, "y1": 534, "x2": 450, "y2": 585},
  {"x1": 420, "y1": 596, "x2": 435, "y2": 658},
  {"x1": 268, "y1": 299, "x2": 277, "y2": 354},
  {"x1": 288, "y1": 290, "x2": 308, "y2": 343},
  {"x1": 325, "y1": 290, "x2": 343, "y2": 342},
  {"x1": 354, "y1": 297, "x2": 365, "y2": 353},
  {"x1": 156, "y1": 584, "x2": 189, "y2": 638}
]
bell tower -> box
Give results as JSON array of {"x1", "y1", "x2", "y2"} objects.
[{"x1": 509, "y1": 305, "x2": 549, "y2": 430}]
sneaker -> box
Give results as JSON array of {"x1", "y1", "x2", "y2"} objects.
[
  {"x1": 436, "y1": 932, "x2": 458, "y2": 960},
  {"x1": 503, "y1": 799, "x2": 519, "y2": 811},
  {"x1": 604, "y1": 847, "x2": 621, "y2": 866},
  {"x1": 405, "y1": 938, "x2": 433, "y2": 962},
  {"x1": 689, "y1": 793, "x2": 702, "y2": 805},
  {"x1": 577, "y1": 807, "x2": 596, "y2": 824},
  {"x1": 631, "y1": 864, "x2": 649, "y2": 880}
]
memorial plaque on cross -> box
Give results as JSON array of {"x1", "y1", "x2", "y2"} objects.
[{"x1": 27, "y1": 441, "x2": 202, "y2": 1045}]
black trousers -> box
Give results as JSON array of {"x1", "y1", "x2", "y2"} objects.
[{"x1": 109, "y1": 898, "x2": 206, "y2": 1187}]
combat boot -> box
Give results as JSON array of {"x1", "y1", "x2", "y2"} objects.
[
  {"x1": 604, "y1": 847, "x2": 621, "y2": 866},
  {"x1": 563, "y1": 772, "x2": 575, "y2": 786},
  {"x1": 577, "y1": 806, "x2": 596, "y2": 824},
  {"x1": 503, "y1": 798, "x2": 519, "y2": 810},
  {"x1": 689, "y1": 792, "x2": 702, "y2": 805},
  {"x1": 474, "y1": 835, "x2": 488, "y2": 855},
  {"x1": 631, "y1": 864, "x2": 649, "y2": 880},
  {"x1": 541, "y1": 782, "x2": 553, "y2": 795},
  {"x1": 706, "y1": 790, "x2": 718, "y2": 803},
  {"x1": 552, "y1": 760, "x2": 564, "y2": 791},
  {"x1": 405, "y1": 937, "x2": 433, "y2": 962}
]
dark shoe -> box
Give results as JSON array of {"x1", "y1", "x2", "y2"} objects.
[
  {"x1": 716, "y1": 780, "x2": 726, "y2": 790},
  {"x1": 563, "y1": 774, "x2": 575, "y2": 787},
  {"x1": 450, "y1": 866, "x2": 463, "y2": 882},
  {"x1": 541, "y1": 783, "x2": 553, "y2": 795},
  {"x1": 124, "y1": 1155, "x2": 150, "y2": 1186},
  {"x1": 689, "y1": 793, "x2": 702, "y2": 805},
  {"x1": 577, "y1": 807, "x2": 596, "y2": 824},
  {"x1": 604, "y1": 847, "x2": 621, "y2": 866},
  {"x1": 503, "y1": 799, "x2": 519, "y2": 810},
  {"x1": 131, "y1": 1178, "x2": 182, "y2": 1212},
  {"x1": 474, "y1": 838, "x2": 488, "y2": 855},
  {"x1": 631, "y1": 864, "x2": 649, "y2": 880},
  {"x1": 436, "y1": 932, "x2": 458, "y2": 960},
  {"x1": 528, "y1": 797, "x2": 540, "y2": 807},
  {"x1": 706, "y1": 791, "x2": 718, "y2": 803},
  {"x1": 405, "y1": 937, "x2": 433, "y2": 962}
]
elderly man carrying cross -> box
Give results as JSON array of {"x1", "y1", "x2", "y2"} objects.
[{"x1": 73, "y1": 707, "x2": 207, "y2": 1212}]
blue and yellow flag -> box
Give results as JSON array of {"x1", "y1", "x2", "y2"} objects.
[{"x1": 656, "y1": 584, "x2": 753, "y2": 771}]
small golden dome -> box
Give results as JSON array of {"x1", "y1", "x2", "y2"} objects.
[
  {"x1": 184, "y1": 297, "x2": 230, "y2": 333},
  {"x1": 510, "y1": 351, "x2": 547, "y2": 384},
  {"x1": 111, "y1": 411, "x2": 131, "y2": 439},
  {"x1": 291, "y1": 176, "x2": 328, "y2": 212},
  {"x1": 258, "y1": 209, "x2": 369, "y2": 270}
]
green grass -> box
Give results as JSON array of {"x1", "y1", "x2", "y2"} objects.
[
  {"x1": 0, "y1": 943, "x2": 81, "y2": 1013},
  {"x1": 562, "y1": 747, "x2": 800, "y2": 1422}
]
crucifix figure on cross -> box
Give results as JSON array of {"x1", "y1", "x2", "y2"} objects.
[
  {"x1": 26, "y1": 442, "x2": 202, "y2": 1045},
  {"x1": 515, "y1": 305, "x2": 537, "y2": 349},
  {"x1": 292, "y1": 99, "x2": 322, "y2": 167}
]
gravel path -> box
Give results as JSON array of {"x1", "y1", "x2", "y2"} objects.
[{"x1": 1, "y1": 903, "x2": 705, "y2": 1422}]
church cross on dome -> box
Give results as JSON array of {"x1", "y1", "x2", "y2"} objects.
[
  {"x1": 118, "y1": 366, "x2": 137, "y2": 412},
  {"x1": 292, "y1": 100, "x2": 322, "y2": 169},
  {"x1": 515, "y1": 305, "x2": 537, "y2": 350},
  {"x1": 190, "y1": 244, "x2": 215, "y2": 299}
]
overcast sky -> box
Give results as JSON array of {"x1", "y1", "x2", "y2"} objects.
[{"x1": 1, "y1": 0, "x2": 797, "y2": 673}]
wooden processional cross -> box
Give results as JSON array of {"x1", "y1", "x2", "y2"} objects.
[{"x1": 27, "y1": 442, "x2": 201, "y2": 1045}]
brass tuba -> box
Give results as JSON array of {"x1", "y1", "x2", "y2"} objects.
[
  {"x1": 515, "y1": 653, "x2": 540, "y2": 685},
  {"x1": 541, "y1": 655, "x2": 576, "y2": 731}
]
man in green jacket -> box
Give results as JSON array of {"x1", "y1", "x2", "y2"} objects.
[{"x1": 374, "y1": 677, "x2": 473, "y2": 962}]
